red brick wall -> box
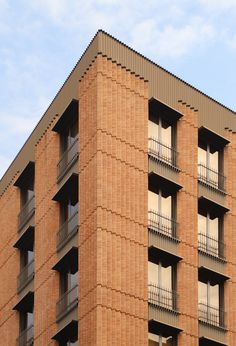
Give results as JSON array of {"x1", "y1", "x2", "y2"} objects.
[
  {"x1": 78, "y1": 54, "x2": 149, "y2": 345},
  {"x1": 0, "y1": 185, "x2": 19, "y2": 345},
  {"x1": 177, "y1": 103, "x2": 199, "y2": 346}
]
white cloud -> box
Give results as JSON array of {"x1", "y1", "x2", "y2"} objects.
[
  {"x1": 0, "y1": 154, "x2": 12, "y2": 179},
  {"x1": 199, "y1": 0, "x2": 236, "y2": 11},
  {"x1": 130, "y1": 17, "x2": 215, "y2": 58}
]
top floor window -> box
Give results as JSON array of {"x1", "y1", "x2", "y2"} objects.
[
  {"x1": 148, "y1": 98, "x2": 182, "y2": 168},
  {"x1": 198, "y1": 127, "x2": 229, "y2": 191}
]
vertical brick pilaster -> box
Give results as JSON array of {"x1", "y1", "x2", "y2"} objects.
[
  {"x1": 78, "y1": 55, "x2": 148, "y2": 346},
  {"x1": 177, "y1": 104, "x2": 199, "y2": 345},
  {"x1": 224, "y1": 130, "x2": 236, "y2": 345}
]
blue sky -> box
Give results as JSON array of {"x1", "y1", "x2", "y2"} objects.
[{"x1": 0, "y1": 0, "x2": 235, "y2": 179}]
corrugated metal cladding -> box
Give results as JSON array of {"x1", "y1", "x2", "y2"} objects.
[
  {"x1": 98, "y1": 31, "x2": 235, "y2": 135},
  {"x1": 0, "y1": 30, "x2": 235, "y2": 195}
]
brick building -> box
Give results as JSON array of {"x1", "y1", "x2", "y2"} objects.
[{"x1": 0, "y1": 30, "x2": 236, "y2": 346}]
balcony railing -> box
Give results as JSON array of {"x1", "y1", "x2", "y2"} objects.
[
  {"x1": 198, "y1": 164, "x2": 225, "y2": 191},
  {"x1": 56, "y1": 284, "x2": 78, "y2": 320},
  {"x1": 148, "y1": 284, "x2": 178, "y2": 312},
  {"x1": 199, "y1": 302, "x2": 226, "y2": 328},
  {"x1": 57, "y1": 211, "x2": 78, "y2": 250},
  {"x1": 18, "y1": 195, "x2": 35, "y2": 231},
  {"x1": 16, "y1": 325, "x2": 34, "y2": 346},
  {"x1": 148, "y1": 210, "x2": 177, "y2": 239},
  {"x1": 57, "y1": 137, "x2": 78, "y2": 181},
  {"x1": 17, "y1": 259, "x2": 34, "y2": 292},
  {"x1": 198, "y1": 233, "x2": 225, "y2": 259},
  {"x1": 148, "y1": 137, "x2": 177, "y2": 168}
]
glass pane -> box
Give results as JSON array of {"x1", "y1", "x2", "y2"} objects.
[
  {"x1": 210, "y1": 150, "x2": 218, "y2": 171},
  {"x1": 162, "y1": 336, "x2": 174, "y2": 346},
  {"x1": 161, "y1": 120, "x2": 172, "y2": 147},
  {"x1": 148, "y1": 332, "x2": 160, "y2": 346},
  {"x1": 148, "y1": 190, "x2": 158, "y2": 211},
  {"x1": 161, "y1": 265, "x2": 172, "y2": 290},
  {"x1": 27, "y1": 250, "x2": 34, "y2": 263},
  {"x1": 27, "y1": 312, "x2": 34, "y2": 327},
  {"x1": 209, "y1": 217, "x2": 219, "y2": 240},
  {"x1": 148, "y1": 261, "x2": 158, "y2": 285},
  {"x1": 161, "y1": 195, "x2": 172, "y2": 217},
  {"x1": 198, "y1": 281, "x2": 207, "y2": 304},
  {"x1": 148, "y1": 120, "x2": 159, "y2": 139},
  {"x1": 68, "y1": 271, "x2": 78, "y2": 289},
  {"x1": 210, "y1": 284, "x2": 219, "y2": 308},
  {"x1": 198, "y1": 214, "x2": 206, "y2": 235},
  {"x1": 198, "y1": 147, "x2": 207, "y2": 165}
]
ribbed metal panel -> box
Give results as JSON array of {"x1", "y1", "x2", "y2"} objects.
[
  {"x1": 199, "y1": 322, "x2": 227, "y2": 344},
  {"x1": 98, "y1": 31, "x2": 235, "y2": 137}
]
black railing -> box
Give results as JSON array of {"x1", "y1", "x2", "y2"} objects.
[
  {"x1": 148, "y1": 137, "x2": 177, "y2": 167},
  {"x1": 16, "y1": 325, "x2": 34, "y2": 346},
  {"x1": 148, "y1": 210, "x2": 177, "y2": 238},
  {"x1": 199, "y1": 302, "x2": 225, "y2": 328},
  {"x1": 57, "y1": 211, "x2": 78, "y2": 250},
  {"x1": 198, "y1": 164, "x2": 225, "y2": 191},
  {"x1": 57, "y1": 137, "x2": 78, "y2": 181},
  {"x1": 18, "y1": 195, "x2": 35, "y2": 231},
  {"x1": 17, "y1": 259, "x2": 34, "y2": 292},
  {"x1": 198, "y1": 233, "x2": 224, "y2": 259},
  {"x1": 56, "y1": 284, "x2": 78, "y2": 320},
  {"x1": 148, "y1": 284, "x2": 178, "y2": 312}
]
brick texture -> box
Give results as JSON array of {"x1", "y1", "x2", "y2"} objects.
[{"x1": 78, "y1": 54, "x2": 149, "y2": 346}]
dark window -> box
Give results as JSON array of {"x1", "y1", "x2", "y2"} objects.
[{"x1": 149, "y1": 332, "x2": 177, "y2": 345}]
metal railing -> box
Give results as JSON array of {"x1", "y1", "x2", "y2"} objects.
[
  {"x1": 199, "y1": 302, "x2": 225, "y2": 328},
  {"x1": 148, "y1": 210, "x2": 177, "y2": 238},
  {"x1": 148, "y1": 137, "x2": 177, "y2": 167},
  {"x1": 18, "y1": 195, "x2": 35, "y2": 231},
  {"x1": 16, "y1": 325, "x2": 34, "y2": 346},
  {"x1": 56, "y1": 284, "x2": 78, "y2": 320},
  {"x1": 198, "y1": 164, "x2": 225, "y2": 191},
  {"x1": 148, "y1": 284, "x2": 178, "y2": 312},
  {"x1": 67, "y1": 342, "x2": 78, "y2": 346},
  {"x1": 57, "y1": 211, "x2": 78, "y2": 250},
  {"x1": 17, "y1": 259, "x2": 34, "y2": 292},
  {"x1": 198, "y1": 233, "x2": 225, "y2": 259},
  {"x1": 57, "y1": 137, "x2": 78, "y2": 181}
]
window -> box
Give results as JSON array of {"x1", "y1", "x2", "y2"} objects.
[
  {"x1": 60, "y1": 200, "x2": 78, "y2": 225},
  {"x1": 148, "y1": 115, "x2": 176, "y2": 167},
  {"x1": 149, "y1": 332, "x2": 176, "y2": 346},
  {"x1": 60, "y1": 117, "x2": 78, "y2": 156},
  {"x1": 148, "y1": 261, "x2": 176, "y2": 311},
  {"x1": 198, "y1": 212, "x2": 223, "y2": 258},
  {"x1": 198, "y1": 142, "x2": 224, "y2": 190},
  {"x1": 198, "y1": 280, "x2": 224, "y2": 327},
  {"x1": 148, "y1": 187, "x2": 176, "y2": 238},
  {"x1": 60, "y1": 270, "x2": 78, "y2": 295}
]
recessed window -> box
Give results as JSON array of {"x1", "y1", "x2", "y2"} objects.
[
  {"x1": 148, "y1": 187, "x2": 176, "y2": 238},
  {"x1": 148, "y1": 116, "x2": 176, "y2": 167},
  {"x1": 198, "y1": 279, "x2": 224, "y2": 327},
  {"x1": 198, "y1": 212, "x2": 224, "y2": 258},
  {"x1": 148, "y1": 261, "x2": 177, "y2": 311}
]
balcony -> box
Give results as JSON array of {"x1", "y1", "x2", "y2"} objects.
[
  {"x1": 198, "y1": 164, "x2": 225, "y2": 192},
  {"x1": 16, "y1": 325, "x2": 34, "y2": 346},
  {"x1": 199, "y1": 303, "x2": 226, "y2": 329},
  {"x1": 198, "y1": 233, "x2": 225, "y2": 260},
  {"x1": 17, "y1": 260, "x2": 34, "y2": 293},
  {"x1": 148, "y1": 138, "x2": 177, "y2": 169},
  {"x1": 148, "y1": 210, "x2": 177, "y2": 240},
  {"x1": 57, "y1": 211, "x2": 78, "y2": 251},
  {"x1": 57, "y1": 137, "x2": 78, "y2": 182},
  {"x1": 56, "y1": 284, "x2": 78, "y2": 321},
  {"x1": 18, "y1": 196, "x2": 35, "y2": 232},
  {"x1": 148, "y1": 284, "x2": 178, "y2": 312}
]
